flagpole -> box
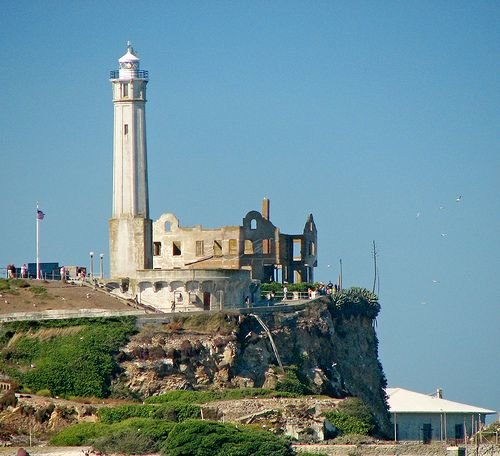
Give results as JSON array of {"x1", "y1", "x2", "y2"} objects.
[{"x1": 36, "y1": 203, "x2": 40, "y2": 280}]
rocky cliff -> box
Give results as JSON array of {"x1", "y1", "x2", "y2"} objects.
[{"x1": 115, "y1": 297, "x2": 391, "y2": 437}]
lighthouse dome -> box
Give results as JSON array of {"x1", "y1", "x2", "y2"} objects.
[{"x1": 118, "y1": 42, "x2": 141, "y2": 79}]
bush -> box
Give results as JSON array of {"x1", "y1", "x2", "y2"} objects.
[
  {"x1": 1, "y1": 318, "x2": 137, "y2": 398},
  {"x1": 50, "y1": 422, "x2": 110, "y2": 446},
  {"x1": 275, "y1": 367, "x2": 312, "y2": 396},
  {"x1": 145, "y1": 388, "x2": 296, "y2": 404},
  {"x1": 92, "y1": 428, "x2": 156, "y2": 455},
  {"x1": 161, "y1": 420, "x2": 294, "y2": 456},
  {"x1": 50, "y1": 417, "x2": 175, "y2": 449},
  {"x1": 324, "y1": 412, "x2": 371, "y2": 436},
  {"x1": 336, "y1": 397, "x2": 375, "y2": 431},
  {"x1": 330, "y1": 287, "x2": 380, "y2": 319},
  {"x1": 98, "y1": 402, "x2": 200, "y2": 424}
]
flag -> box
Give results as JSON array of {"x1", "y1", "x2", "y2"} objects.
[{"x1": 37, "y1": 209, "x2": 45, "y2": 220}]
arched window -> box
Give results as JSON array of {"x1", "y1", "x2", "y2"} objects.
[{"x1": 250, "y1": 219, "x2": 257, "y2": 230}]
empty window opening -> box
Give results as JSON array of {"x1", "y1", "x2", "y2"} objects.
[
  {"x1": 253, "y1": 240, "x2": 262, "y2": 255},
  {"x1": 165, "y1": 221, "x2": 171, "y2": 232},
  {"x1": 229, "y1": 239, "x2": 238, "y2": 255},
  {"x1": 153, "y1": 242, "x2": 162, "y2": 256},
  {"x1": 294, "y1": 269, "x2": 302, "y2": 283},
  {"x1": 214, "y1": 240, "x2": 223, "y2": 257},
  {"x1": 124, "y1": 124, "x2": 128, "y2": 135},
  {"x1": 263, "y1": 239, "x2": 273, "y2": 254},
  {"x1": 250, "y1": 219, "x2": 257, "y2": 230},
  {"x1": 309, "y1": 241, "x2": 315, "y2": 256},
  {"x1": 196, "y1": 240, "x2": 204, "y2": 257},
  {"x1": 173, "y1": 241, "x2": 182, "y2": 256},
  {"x1": 293, "y1": 239, "x2": 302, "y2": 260},
  {"x1": 244, "y1": 239, "x2": 253, "y2": 254}
]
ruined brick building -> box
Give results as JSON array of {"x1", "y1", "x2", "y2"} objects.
[{"x1": 152, "y1": 198, "x2": 317, "y2": 285}]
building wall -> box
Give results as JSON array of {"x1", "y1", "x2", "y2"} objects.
[
  {"x1": 151, "y1": 201, "x2": 318, "y2": 284},
  {"x1": 108, "y1": 268, "x2": 257, "y2": 312},
  {"x1": 391, "y1": 412, "x2": 486, "y2": 442}
]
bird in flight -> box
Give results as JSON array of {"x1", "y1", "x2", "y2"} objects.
[
  {"x1": 456, "y1": 195, "x2": 462, "y2": 202},
  {"x1": 441, "y1": 233, "x2": 448, "y2": 237}
]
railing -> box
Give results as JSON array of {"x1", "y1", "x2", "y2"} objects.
[
  {"x1": 109, "y1": 70, "x2": 149, "y2": 79},
  {"x1": 260, "y1": 290, "x2": 323, "y2": 302}
]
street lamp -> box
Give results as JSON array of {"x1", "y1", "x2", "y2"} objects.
[
  {"x1": 89, "y1": 251, "x2": 94, "y2": 279},
  {"x1": 99, "y1": 253, "x2": 104, "y2": 279}
]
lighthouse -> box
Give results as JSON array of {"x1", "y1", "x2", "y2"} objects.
[{"x1": 109, "y1": 43, "x2": 152, "y2": 278}]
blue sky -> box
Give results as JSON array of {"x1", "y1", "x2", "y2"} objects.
[{"x1": 1, "y1": 1, "x2": 499, "y2": 418}]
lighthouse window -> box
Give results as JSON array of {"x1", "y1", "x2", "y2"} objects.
[
  {"x1": 122, "y1": 83, "x2": 129, "y2": 98},
  {"x1": 124, "y1": 124, "x2": 128, "y2": 135}
]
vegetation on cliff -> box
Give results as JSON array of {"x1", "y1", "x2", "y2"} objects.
[
  {"x1": 0, "y1": 317, "x2": 137, "y2": 398},
  {"x1": 329, "y1": 287, "x2": 380, "y2": 319}
]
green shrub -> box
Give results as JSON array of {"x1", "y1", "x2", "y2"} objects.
[
  {"x1": 0, "y1": 318, "x2": 137, "y2": 398},
  {"x1": 161, "y1": 420, "x2": 294, "y2": 456},
  {"x1": 35, "y1": 389, "x2": 52, "y2": 397},
  {"x1": 50, "y1": 417, "x2": 175, "y2": 448},
  {"x1": 275, "y1": 367, "x2": 312, "y2": 396},
  {"x1": 323, "y1": 412, "x2": 371, "y2": 436},
  {"x1": 98, "y1": 402, "x2": 200, "y2": 424},
  {"x1": 330, "y1": 287, "x2": 380, "y2": 319},
  {"x1": 112, "y1": 418, "x2": 175, "y2": 441},
  {"x1": 145, "y1": 388, "x2": 296, "y2": 405},
  {"x1": 50, "y1": 422, "x2": 110, "y2": 446},
  {"x1": 92, "y1": 428, "x2": 156, "y2": 455},
  {"x1": 336, "y1": 397, "x2": 375, "y2": 431}
]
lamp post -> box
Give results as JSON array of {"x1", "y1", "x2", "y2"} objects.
[
  {"x1": 99, "y1": 253, "x2": 104, "y2": 279},
  {"x1": 89, "y1": 251, "x2": 94, "y2": 279}
]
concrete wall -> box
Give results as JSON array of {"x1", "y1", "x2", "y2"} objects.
[{"x1": 108, "y1": 268, "x2": 257, "y2": 313}]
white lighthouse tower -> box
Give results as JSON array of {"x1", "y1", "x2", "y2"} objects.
[{"x1": 109, "y1": 43, "x2": 152, "y2": 278}]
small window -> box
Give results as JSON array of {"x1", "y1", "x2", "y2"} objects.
[
  {"x1": 309, "y1": 241, "x2": 315, "y2": 256},
  {"x1": 153, "y1": 242, "x2": 161, "y2": 256},
  {"x1": 173, "y1": 241, "x2": 182, "y2": 256},
  {"x1": 124, "y1": 124, "x2": 128, "y2": 135},
  {"x1": 244, "y1": 239, "x2": 253, "y2": 254},
  {"x1": 122, "y1": 83, "x2": 129, "y2": 98},
  {"x1": 196, "y1": 240, "x2": 204, "y2": 256},
  {"x1": 229, "y1": 239, "x2": 238, "y2": 255},
  {"x1": 250, "y1": 219, "x2": 257, "y2": 230},
  {"x1": 165, "y1": 222, "x2": 171, "y2": 232},
  {"x1": 213, "y1": 240, "x2": 223, "y2": 257}
]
